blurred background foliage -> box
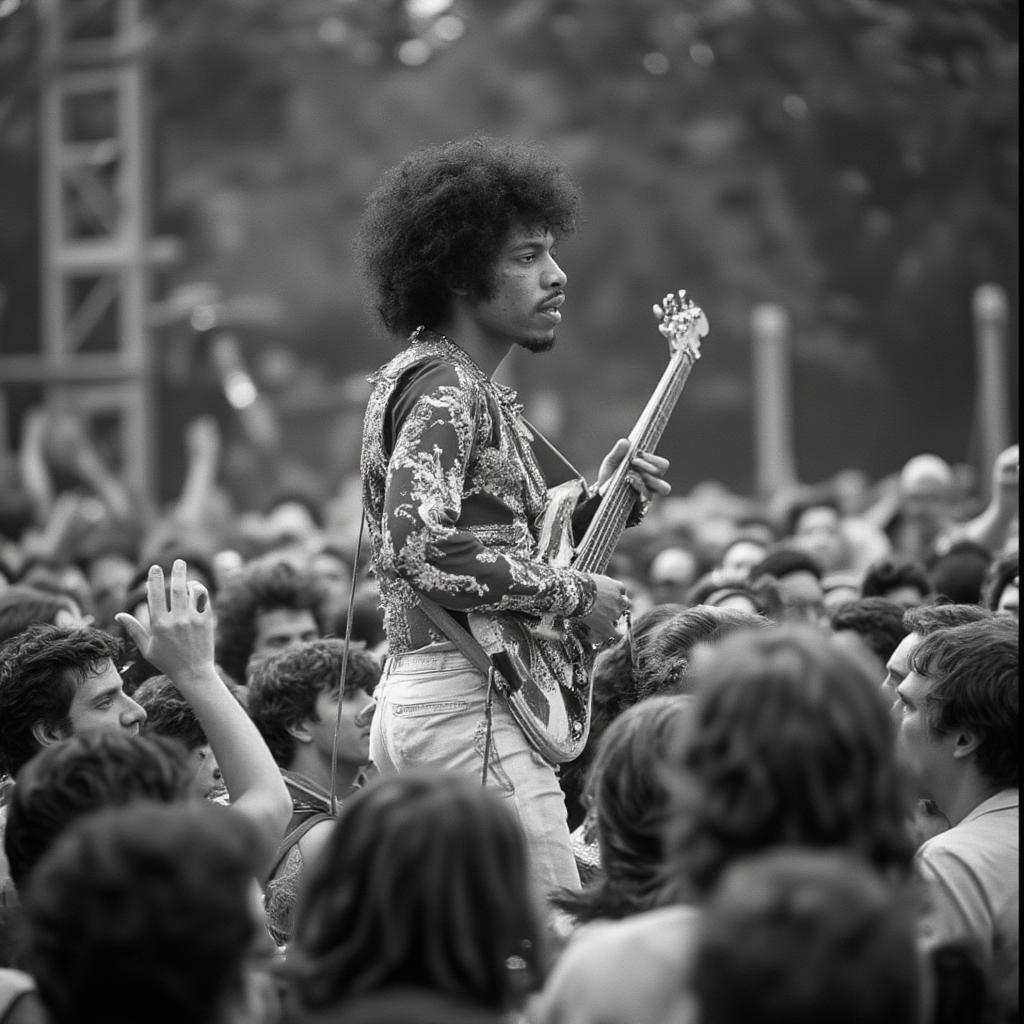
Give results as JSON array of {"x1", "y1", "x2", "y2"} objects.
[{"x1": 0, "y1": 0, "x2": 1018, "y2": 496}]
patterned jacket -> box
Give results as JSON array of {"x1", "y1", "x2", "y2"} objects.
[{"x1": 361, "y1": 330, "x2": 599, "y2": 655}]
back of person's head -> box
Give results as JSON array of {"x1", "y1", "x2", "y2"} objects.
[
  {"x1": 553, "y1": 695, "x2": 698, "y2": 923},
  {"x1": 0, "y1": 624, "x2": 123, "y2": 779},
  {"x1": 927, "y1": 540, "x2": 993, "y2": 606},
  {"x1": 291, "y1": 772, "x2": 542, "y2": 1014},
  {"x1": 909, "y1": 617, "x2": 1018, "y2": 789},
  {"x1": 693, "y1": 848, "x2": 920, "y2": 1024},
  {"x1": 829, "y1": 597, "x2": 907, "y2": 668},
  {"x1": 247, "y1": 638, "x2": 381, "y2": 768},
  {"x1": 134, "y1": 674, "x2": 208, "y2": 751},
  {"x1": 861, "y1": 556, "x2": 932, "y2": 604},
  {"x1": 214, "y1": 558, "x2": 325, "y2": 684},
  {"x1": 670, "y1": 625, "x2": 915, "y2": 899},
  {"x1": 0, "y1": 585, "x2": 82, "y2": 644},
  {"x1": 4, "y1": 731, "x2": 192, "y2": 890},
  {"x1": 902, "y1": 601, "x2": 993, "y2": 637},
  {"x1": 749, "y1": 546, "x2": 823, "y2": 583},
  {"x1": 638, "y1": 605, "x2": 767, "y2": 698},
  {"x1": 22, "y1": 800, "x2": 259, "y2": 1024}
]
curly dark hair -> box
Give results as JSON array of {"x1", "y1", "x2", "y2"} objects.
[
  {"x1": 4, "y1": 731, "x2": 193, "y2": 890},
  {"x1": 356, "y1": 136, "x2": 581, "y2": 335},
  {"x1": 668, "y1": 625, "x2": 915, "y2": 900},
  {"x1": 22, "y1": 800, "x2": 259, "y2": 1024},
  {"x1": 829, "y1": 597, "x2": 908, "y2": 667},
  {"x1": 134, "y1": 674, "x2": 208, "y2": 751},
  {"x1": 247, "y1": 638, "x2": 381, "y2": 768},
  {"x1": 0, "y1": 624, "x2": 124, "y2": 778},
  {"x1": 909, "y1": 617, "x2": 1018, "y2": 789},
  {"x1": 860, "y1": 556, "x2": 931, "y2": 603},
  {"x1": 290, "y1": 772, "x2": 544, "y2": 1014},
  {"x1": 213, "y1": 559, "x2": 326, "y2": 685}
]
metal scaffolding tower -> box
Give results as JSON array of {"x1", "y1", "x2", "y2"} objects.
[{"x1": 0, "y1": 0, "x2": 163, "y2": 504}]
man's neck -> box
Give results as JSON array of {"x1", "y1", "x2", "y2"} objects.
[
  {"x1": 435, "y1": 309, "x2": 511, "y2": 378},
  {"x1": 938, "y1": 770, "x2": 1004, "y2": 827},
  {"x1": 286, "y1": 747, "x2": 361, "y2": 798}
]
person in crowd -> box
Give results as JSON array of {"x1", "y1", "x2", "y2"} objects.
[
  {"x1": 645, "y1": 544, "x2": 702, "y2": 607},
  {"x1": 287, "y1": 772, "x2": 544, "y2": 1024},
  {"x1": 894, "y1": 617, "x2": 1018, "y2": 1018},
  {"x1": 982, "y1": 549, "x2": 1018, "y2": 617},
  {"x1": 247, "y1": 638, "x2": 379, "y2": 946},
  {"x1": 828, "y1": 596, "x2": 907, "y2": 679},
  {"x1": 927, "y1": 539, "x2": 994, "y2": 606},
  {"x1": 861, "y1": 555, "x2": 933, "y2": 607},
  {"x1": 134, "y1": 674, "x2": 225, "y2": 800},
  {"x1": 684, "y1": 573, "x2": 783, "y2": 619},
  {"x1": 692, "y1": 849, "x2": 921, "y2": 1024},
  {"x1": 530, "y1": 625, "x2": 915, "y2": 1024},
  {"x1": 880, "y1": 602, "x2": 993, "y2": 710},
  {"x1": 19, "y1": 801, "x2": 265, "y2": 1024},
  {"x1": 876, "y1": 445, "x2": 1018, "y2": 566},
  {"x1": 786, "y1": 493, "x2": 852, "y2": 575},
  {"x1": 820, "y1": 570, "x2": 862, "y2": 613},
  {"x1": 0, "y1": 586, "x2": 90, "y2": 645},
  {"x1": 747, "y1": 547, "x2": 826, "y2": 626},
  {"x1": 3, "y1": 733, "x2": 193, "y2": 898},
  {"x1": 560, "y1": 603, "x2": 684, "y2": 832},
  {"x1": 635, "y1": 604, "x2": 766, "y2": 699},
  {"x1": 0, "y1": 626, "x2": 147, "y2": 787},
  {"x1": 214, "y1": 558, "x2": 326, "y2": 685},
  {"x1": 551, "y1": 695, "x2": 697, "y2": 937},
  {"x1": 357, "y1": 136, "x2": 670, "y2": 896},
  {"x1": 715, "y1": 532, "x2": 769, "y2": 580}
]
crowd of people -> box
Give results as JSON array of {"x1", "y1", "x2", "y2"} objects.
[{"x1": 0, "y1": 137, "x2": 1019, "y2": 1024}]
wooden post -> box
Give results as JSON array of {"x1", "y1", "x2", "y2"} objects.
[
  {"x1": 972, "y1": 284, "x2": 1010, "y2": 500},
  {"x1": 751, "y1": 303, "x2": 797, "y2": 499}
]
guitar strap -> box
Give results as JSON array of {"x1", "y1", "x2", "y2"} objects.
[{"x1": 414, "y1": 593, "x2": 505, "y2": 788}]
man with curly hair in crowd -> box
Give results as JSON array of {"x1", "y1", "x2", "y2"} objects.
[
  {"x1": 213, "y1": 558, "x2": 326, "y2": 686},
  {"x1": 357, "y1": 136, "x2": 671, "y2": 896}
]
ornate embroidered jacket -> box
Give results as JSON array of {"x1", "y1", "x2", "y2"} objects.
[{"x1": 361, "y1": 330, "x2": 599, "y2": 655}]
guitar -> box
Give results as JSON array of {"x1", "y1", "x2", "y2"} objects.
[{"x1": 466, "y1": 291, "x2": 709, "y2": 763}]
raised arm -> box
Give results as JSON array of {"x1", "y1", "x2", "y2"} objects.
[{"x1": 116, "y1": 559, "x2": 291, "y2": 881}]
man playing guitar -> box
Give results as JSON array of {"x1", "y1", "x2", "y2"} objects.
[{"x1": 359, "y1": 137, "x2": 672, "y2": 896}]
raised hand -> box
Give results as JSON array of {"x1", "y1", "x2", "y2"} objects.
[{"x1": 116, "y1": 559, "x2": 215, "y2": 683}]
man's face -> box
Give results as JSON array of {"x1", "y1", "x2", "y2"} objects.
[
  {"x1": 64, "y1": 658, "x2": 147, "y2": 737},
  {"x1": 308, "y1": 686, "x2": 375, "y2": 769},
  {"x1": 894, "y1": 669, "x2": 950, "y2": 802},
  {"x1": 881, "y1": 631, "x2": 919, "y2": 710},
  {"x1": 793, "y1": 506, "x2": 845, "y2": 572},
  {"x1": 467, "y1": 226, "x2": 567, "y2": 354},
  {"x1": 188, "y1": 743, "x2": 224, "y2": 801},
  {"x1": 252, "y1": 608, "x2": 319, "y2": 660},
  {"x1": 776, "y1": 571, "x2": 826, "y2": 626},
  {"x1": 720, "y1": 540, "x2": 766, "y2": 579}
]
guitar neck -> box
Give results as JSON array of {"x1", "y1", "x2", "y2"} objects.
[{"x1": 574, "y1": 346, "x2": 697, "y2": 574}]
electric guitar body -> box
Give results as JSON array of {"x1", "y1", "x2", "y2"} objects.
[{"x1": 468, "y1": 291, "x2": 709, "y2": 763}]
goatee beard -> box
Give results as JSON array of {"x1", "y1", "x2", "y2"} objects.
[{"x1": 520, "y1": 336, "x2": 555, "y2": 354}]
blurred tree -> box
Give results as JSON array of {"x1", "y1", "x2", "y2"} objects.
[{"x1": 0, "y1": 0, "x2": 1016, "y2": 495}]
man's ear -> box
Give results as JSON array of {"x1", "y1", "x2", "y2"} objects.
[
  {"x1": 952, "y1": 731, "x2": 981, "y2": 760},
  {"x1": 286, "y1": 720, "x2": 313, "y2": 745},
  {"x1": 31, "y1": 719, "x2": 70, "y2": 750}
]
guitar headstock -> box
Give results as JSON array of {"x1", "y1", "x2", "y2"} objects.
[{"x1": 653, "y1": 289, "x2": 708, "y2": 360}]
